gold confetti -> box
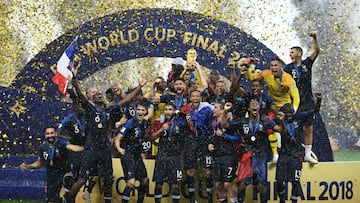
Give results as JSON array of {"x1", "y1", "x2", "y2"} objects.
[
  {"x1": 8, "y1": 100, "x2": 27, "y2": 118},
  {"x1": 0, "y1": 0, "x2": 358, "y2": 158}
]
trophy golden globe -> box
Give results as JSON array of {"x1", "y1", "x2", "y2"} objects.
[
  {"x1": 185, "y1": 48, "x2": 198, "y2": 71},
  {"x1": 181, "y1": 48, "x2": 202, "y2": 86},
  {"x1": 187, "y1": 48, "x2": 197, "y2": 62}
]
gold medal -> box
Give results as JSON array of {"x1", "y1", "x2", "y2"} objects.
[
  {"x1": 175, "y1": 110, "x2": 180, "y2": 114},
  {"x1": 50, "y1": 160, "x2": 53, "y2": 166},
  {"x1": 251, "y1": 136, "x2": 256, "y2": 141},
  {"x1": 98, "y1": 123, "x2": 103, "y2": 128},
  {"x1": 81, "y1": 132, "x2": 85, "y2": 137}
]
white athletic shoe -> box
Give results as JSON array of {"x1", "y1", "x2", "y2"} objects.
[
  {"x1": 304, "y1": 155, "x2": 319, "y2": 164},
  {"x1": 272, "y1": 154, "x2": 279, "y2": 163}
]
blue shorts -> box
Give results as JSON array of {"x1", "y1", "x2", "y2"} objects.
[
  {"x1": 46, "y1": 173, "x2": 64, "y2": 202},
  {"x1": 121, "y1": 154, "x2": 147, "y2": 181},
  {"x1": 183, "y1": 138, "x2": 212, "y2": 170},
  {"x1": 252, "y1": 155, "x2": 268, "y2": 185},
  {"x1": 153, "y1": 156, "x2": 182, "y2": 184},
  {"x1": 298, "y1": 102, "x2": 315, "y2": 125},
  {"x1": 79, "y1": 148, "x2": 112, "y2": 179},
  {"x1": 213, "y1": 155, "x2": 238, "y2": 182},
  {"x1": 275, "y1": 155, "x2": 302, "y2": 183}
]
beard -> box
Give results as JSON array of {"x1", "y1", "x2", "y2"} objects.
[{"x1": 46, "y1": 137, "x2": 56, "y2": 144}]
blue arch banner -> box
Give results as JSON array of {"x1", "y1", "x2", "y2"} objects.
[{"x1": 0, "y1": 8, "x2": 332, "y2": 161}]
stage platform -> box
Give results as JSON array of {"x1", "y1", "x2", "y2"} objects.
[{"x1": 1, "y1": 157, "x2": 359, "y2": 202}]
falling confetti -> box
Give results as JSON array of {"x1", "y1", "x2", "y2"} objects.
[{"x1": 0, "y1": 0, "x2": 359, "y2": 166}]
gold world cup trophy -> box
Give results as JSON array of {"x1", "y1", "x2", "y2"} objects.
[
  {"x1": 187, "y1": 48, "x2": 197, "y2": 63},
  {"x1": 180, "y1": 48, "x2": 202, "y2": 85}
]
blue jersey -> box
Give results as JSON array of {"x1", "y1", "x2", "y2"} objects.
[
  {"x1": 240, "y1": 117, "x2": 276, "y2": 158},
  {"x1": 121, "y1": 99, "x2": 154, "y2": 118},
  {"x1": 180, "y1": 102, "x2": 214, "y2": 139},
  {"x1": 156, "y1": 115, "x2": 187, "y2": 157},
  {"x1": 284, "y1": 57, "x2": 315, "y2": 110},
  {"x1": 119, "y1": 117, "x2": 151, "y2": 157},
  {"x1": 279, "y1": 111, "x2": 313, "y2": 157},
  {"x1": 210, "y1": 117, "x2": 240, "y2": 157},
  {"x1": 58, "y1": 113, "x2": 86, "y2": 146},
  {"x1": 83, "y1": 101, "x2": 111, "y2": 149},
  {"x1": 38, "y1": 138, "x2": 69, "y2": 175}
]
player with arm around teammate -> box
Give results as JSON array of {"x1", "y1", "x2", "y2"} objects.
[
  {"x1": 20, "y1": 126, "x2": 84, "y2": 203},
  {"x1": 147, "y1": 102, "x2": 188, "y2": 203},
  {"x1": 208, "y1": 102, "x2": 241, "y2": 203},
  {"x1": 180, "y1": 89, "x2": 214, "y2": 203},
  {"x1": 236, "y1": 100, "x2": 281, "y2": 203},
  {"x1": 275, "y1": 102, "x2": 319, "y2": 203},
  {"x1": 115, "y1": 102, "x2": 151, "y2": 203}
]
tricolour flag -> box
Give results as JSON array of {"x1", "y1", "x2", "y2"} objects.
[{"x1": 52, "y1": 39, "x2": 77, "y2": 97}]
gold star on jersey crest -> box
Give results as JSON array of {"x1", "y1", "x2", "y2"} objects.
[{"x1": 9, "y1": 100, "x2": 27, "y2": 117}]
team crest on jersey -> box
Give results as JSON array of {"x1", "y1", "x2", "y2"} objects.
[
  {"x1": 259, "y1": 123, "x2": 263, "y2": 132},
  {"x1": 261, "y1": 101, "x2": 266, "y2": 109},
  {"x1": 294, "y1": 121, "x2": 299, "y2": 129},
  {"x1": 302, "y1": 64, "x2": 308, "y2": 72}
]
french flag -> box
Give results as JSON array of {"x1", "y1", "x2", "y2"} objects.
[{"x1": 52, "y1": 40, "x2": 77, "y2": 97}]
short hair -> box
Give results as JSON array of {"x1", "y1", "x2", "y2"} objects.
[
  {"x1": 136, "y1": 101, "x2": 148, "y2": 110},
  {"x1": 251, "y1": 78, "x2": 263, "y2": 86},
  {"x1": 155, "y1": 76, "x2": 165, "y2": 82},
  {"x1": 190, "y1": 89, "x2": 202, "y2": 96},
  {"x1": 279, "y1": 103, "x2": 294, "y2": 114},
  {"x1": 214, "y1": 102, "x2": 225, "y2": 109},
  {"x1": 105, "y1": 88, "x2": 113, "y2": 94},
  {"x1": 45, "y1": 125, "x2": 56, "y2": 130},
  {"x1": 174, "y1": 77, "x2": 185, "y2": 83},
  {"x1": 165, "y1": 102, "x2": 176, "y2": 109},
  {"x1": 291, "y1": 46, "x2": 303, "y2": 54},
  {"x1": 45, "y1": 126, "x2": 57, "y2": 132},
  {"x1": 216, "y1": 80, "x2": 226, "y2": 85},
  {"x1": 270, "y1": 56, "x2": 285, "y2": 64}
]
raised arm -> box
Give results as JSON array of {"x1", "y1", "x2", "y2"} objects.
[
  {"x1": 190, "y1": 61, "x2": 208, "y2": 91},
  {"x1": 228, "y1": 61, "x2": 247, "y2": 95},
  {"x1": 69, "y1": 63, "x2": 87, "y2": 103},
  {"x1": 118, "y1": 78, "x2": 147, "y2": 107},
  {"x1": 309, "y1": 31, "x2": 320, "y2": 61}
]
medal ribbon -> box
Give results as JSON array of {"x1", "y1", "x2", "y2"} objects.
[
  {"x1": 168, "y1": 120, "x2": 175, "y2": 138},
  {"x1": 175, "y1": 96, "x2": 183, "y2": 110},
  {"x1": 48, "y1": 146, "x2": 55, "y2": 164},
  {"x1": 294, "y1": 65, "x2": 301, "y2": 78},
  {"x1": 249, "y1": 118, "x2": 260, "y2": 136},
  {"x1": 285, "y1": 120, "x2": 295, "y2": 137}
]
